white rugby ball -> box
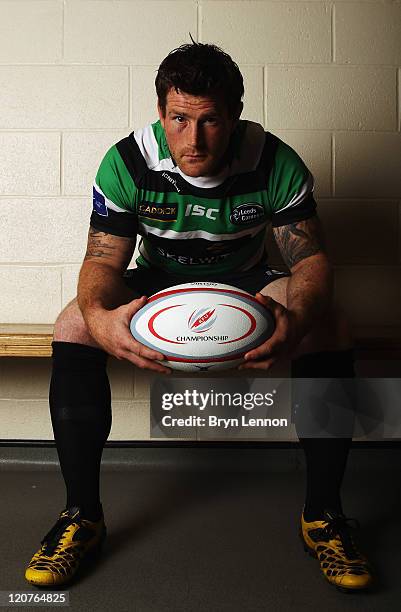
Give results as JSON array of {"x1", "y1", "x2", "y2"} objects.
[{"x1": 130, "y1": 282, "x2": 275, "y2": 372}]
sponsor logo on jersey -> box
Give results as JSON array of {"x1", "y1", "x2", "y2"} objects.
[
  {"x1": 162, "y1": 172, "x2": 181, "y2": 193},
  {"x1": 138, "y1": 202, "x2": 178, "y2": 221},
  {"x1": 156, "y1": 248, "x2": 230, "y2": 265},
  {"x1": 185, "y1": 203, "x2": 219, "y2": 220},
  {"x1": 188, "y1": 308, "x2": 217, "y2": 333},
  {"x1": 230, "y1": 203, "x2": 264, "y2": 225},
  {"x1": 92, "y1": 187, "x2": 108, "y2": 217}
]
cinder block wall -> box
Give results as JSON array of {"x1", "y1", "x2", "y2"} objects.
[{"x1": 0, "y1": 1, "x2": 400, "y2": 440}]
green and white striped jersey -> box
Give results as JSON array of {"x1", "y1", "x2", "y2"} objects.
[{"x1": 91, "y1": 119, "x2": 316, "y2": 276}]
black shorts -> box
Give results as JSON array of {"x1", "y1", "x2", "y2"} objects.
[{"x1": 122, "y1": 264, "x2": 290, "y2": 298}]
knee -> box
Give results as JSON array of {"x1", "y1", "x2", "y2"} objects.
[{"x1": 53, "y1": 298, "x2": 99, "y2": 348}]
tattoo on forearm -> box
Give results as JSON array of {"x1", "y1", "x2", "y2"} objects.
[
  {"x1": 273, "y1": 217, "x2": 326, "y2": 268},
  {"x1": 84, "y1": 228, "x2": 117, "y2": 260}
]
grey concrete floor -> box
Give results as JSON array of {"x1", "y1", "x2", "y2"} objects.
[{"x1": 0, "y1": 447, "x2": 400, "y2": 612}]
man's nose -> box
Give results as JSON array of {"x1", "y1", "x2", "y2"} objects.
[{"x1": 188, "y1": 123, "x2": 203, "y2": 147}]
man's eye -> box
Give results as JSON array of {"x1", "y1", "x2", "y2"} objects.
[{"x1": 172, "y1": 116, "x2": 218, "y2": 124}]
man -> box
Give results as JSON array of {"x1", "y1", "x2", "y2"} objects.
[{"x1": 25, "y1": 41, "x2": 373, "y2": 591}]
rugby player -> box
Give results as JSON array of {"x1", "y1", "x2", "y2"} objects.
[{"x1": 25, "y1": 41, "x2": 373, "y2": 591}]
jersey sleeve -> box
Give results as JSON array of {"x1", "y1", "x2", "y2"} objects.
[
  {"x1": 268, "y1": 140, "x2": 317, "y2": 227},
  {"x1": 90, "y1": 144, "x2": 138, "y2": 237}
]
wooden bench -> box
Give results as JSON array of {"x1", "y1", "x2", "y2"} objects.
[
  {"x1": 0, "y1": 325, "x2": 54, "y2": 357},
  {"x1": 1, "y1": 324, "x2": 400, "y2": 359}
]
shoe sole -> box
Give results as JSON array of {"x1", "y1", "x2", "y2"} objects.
[{"x1": 298, "y1": 529, "x2": 373, "y2": 593}]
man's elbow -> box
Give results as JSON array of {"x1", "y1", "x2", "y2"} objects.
[
  {"x1": 290, "y1": 251, "x2": 332, "y2": 276},
  {"x1": 79, "y1": 257, "x2": 126, "y2": 276}
]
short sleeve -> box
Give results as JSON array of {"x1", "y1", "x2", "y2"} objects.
[
  {"x1": 90, "y1": 144, "x2": 138, "y2": 237},
  {"x1": 268, "y1": 140, "x2": 317, "y2": 227}
]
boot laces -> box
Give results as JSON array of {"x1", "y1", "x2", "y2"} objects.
[
  {"x1": 323, "y1": 515, "x2": 361, "y2": 560},
  {"x1": 40, "y1": 513, "x2": 81, "y2": 556}
]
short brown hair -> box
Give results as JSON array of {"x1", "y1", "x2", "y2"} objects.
[{"x1": 156, "y1": 41, "x2": 244, "y2": 117}]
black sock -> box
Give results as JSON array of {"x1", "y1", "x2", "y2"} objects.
[
  {"x1": 292, "y1": 349, "x2": 355, "y2": 521},
  {"x1": 298, "y1": 437, "x2": 351, "y2": 521},
  {"x1": 49, "y1": 341, "x2": 112, "y2": 521}
]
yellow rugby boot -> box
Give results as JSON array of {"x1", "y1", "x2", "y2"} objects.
[
  {"x1": 300, "y1": 508, "x2": 373, "y2": 592},
  {"x1": 25, "y1": 506, "x2": 106, "y2": 587}
]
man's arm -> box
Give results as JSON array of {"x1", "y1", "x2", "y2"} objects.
[
  {"x1": 78, "y1": 227, "x2": 137, "y2": 316},
  {"x1": 272, "y1": 215, "x2": 333, "y2": 340},
  {"x1": 77, "y1": 227, "x2": 170, "y2": 373},
  {"x1": 239, "y1": 215, "x2": 333, "y2": 370}
]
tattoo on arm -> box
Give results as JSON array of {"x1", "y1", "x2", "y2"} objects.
[
  {"x1": 84, "y1": 227, "x2": 136, "y2": 270},
  {"x1": 273, "y1": 216, "x2": 326, "y2": 269},
  {"x1": 84, "y1": 228, "x2": 117, "y2": 260}
]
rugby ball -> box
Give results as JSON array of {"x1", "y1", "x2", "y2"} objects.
[{"x1": 130, "y1": 282, "x2": 275, "y2": 372}]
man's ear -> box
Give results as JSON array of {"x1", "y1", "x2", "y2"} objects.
[
  {"x1": 157, "y1": 101, "x2": 165, "y2": 126},
  {"x1": 231, "y1": 101, "x2": 243, "y2": 130}
]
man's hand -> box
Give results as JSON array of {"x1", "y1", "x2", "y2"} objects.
[
  {"x1": 238, "y1": 292, "x2": 302, "y2": 371},
  {"x1": 85, "y1": 296, "x2": 171, "y2": 374}
]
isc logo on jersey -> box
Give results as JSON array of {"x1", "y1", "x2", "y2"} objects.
[{"x1": 185, "y1": 204, "x2": 218, "y2": 220}]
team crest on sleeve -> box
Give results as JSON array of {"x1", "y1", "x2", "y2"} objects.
[
  {"x1": 230, "y1": 203, "x2": 264, "y2": 225},
  {"x1": 92, "y1": 186, "x2": 108, "y2": 217}
]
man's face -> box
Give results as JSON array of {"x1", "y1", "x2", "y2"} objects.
[{"x1": 158, "y1": 88, "x2": 242, "y2": 177}]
